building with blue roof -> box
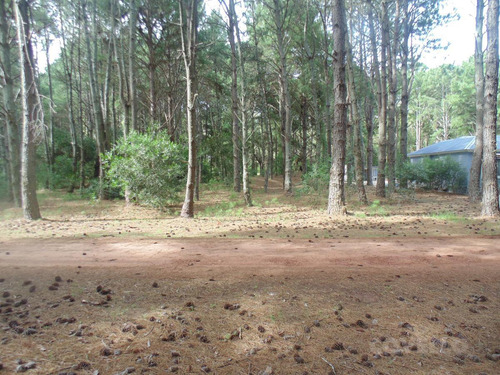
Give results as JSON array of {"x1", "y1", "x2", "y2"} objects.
[{"x1": 408, "y1": 136, "x2": 500, "y2": 193}]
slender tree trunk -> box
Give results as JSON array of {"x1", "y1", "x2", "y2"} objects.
[
  {"x1": 320, "y1": 3, "x2": 332, "y2": 158},
  {"x1": 399, "y1": 0, "x2": 409, "y2": 188},
  {"x1": 273, "y1": 0, "x2": 292, "y2": 194},
  {"x1": 249, "y1": 2, "x2": 272, "y2": 190},
  {"x1": 179, "y1": 0, "x2": 198, "y2": 218},
  {"x1": 346, "y1": 31, "x2": 368, "y2": 205},
  {"x1": 232, "y1": 0, "x2": 252, "y2": 206},
  {"x1": 301, "y1": 95, "x2": 307, "y2": 173},
  {"x1": 376, "y1": 0, "x2": 389, "y2": 197},
  {"x1": 0, "y1": 0, "x2": 20, "y2": 206},
  {"x1": 15, "y1": 0, "x2": 41, "y2": 220},
  {"x1": 82, "y1": 0, "x2": 107, "y2": 200},
  {"x1": 328, "y1": 0, "x2": 347, "y2": 216},
  {"x1": 481, "y1": 0, "x2": 499, "y2": 216},
  {"x1": 227, "y1": 0, "x2": 241, "y2": 193},
  {"x1": 58, "y1": 9, "x2": 78, "y2": 192},
  {"x1": 387, "y1": 0, "x2": 399, "y2": 192},
  {"x1": 77, "y1": 8, "x2": 85, "y2": 191},
  {"x1": 469, "y1": 0, "x2": 485, "y2": 202},
  {"x1": 112, "y1": 0, "x2": 131, "y2": 139},
  {"x1": 129, "y1": 0, "x2": 138, "y2": 132},
  {"x1": 365, "y1": 99, "x2": 374, "y2": 186},
  {"x1": 44, "y1": 32, "x2": 55, "y2": 189}
]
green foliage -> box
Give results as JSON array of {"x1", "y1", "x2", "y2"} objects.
[
  {"x1": 400, "y1": 157, "x2": 467, "y2": 194},
  {"x1": 368, "y1": 200, "x2": 388, "y2": 216},
  {"x1": 104, "y1": 132, "x2": 187, "y2": 208},
  {"x1": 200, "y1": 201, "x2": 244, "y2": 217},
  {"x1": 36, "y1": 127, "x2": 97, "y2": 191},
  {"x1": 0, "y1": 168, "x2": 9, "y2": 200},
  {"x1": 298, "y1": 160, "x2": 331, "y2": 194},
  {"x1": 429, "y1": 211, "x2": 465, "y2": 222}
]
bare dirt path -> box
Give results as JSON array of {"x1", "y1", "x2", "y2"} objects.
[{"x1": 0, "y1": 236, "x2": 499, "y2": 374}]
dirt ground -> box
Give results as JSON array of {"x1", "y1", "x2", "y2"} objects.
[{"x1": 0, "y1": 180, "x2": 499, "y2": 374}]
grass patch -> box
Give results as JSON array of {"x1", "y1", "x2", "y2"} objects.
[
  {"x1": 199, "y1": 200, "x2": 245, "y2": 217},
  {"x1": 429, "y1": 211, "x2": 466, "y2": 222},
  {"x1": 368, "y1": 200, "x2": 389, "y2": 216}
]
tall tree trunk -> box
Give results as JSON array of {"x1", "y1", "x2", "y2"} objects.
[
  {"x1": 179, "y1": 0, "x2": 198, "y2": 218},
  {"x1": 77, "y1": 8, "x2": 85, "y2": 191},
  {"x1": 399, "y1": 0, "x2": 409, "y2": 188},
  {"x1": 368, "y1": 3, "x2": 382, "y2": 188},
  {"x1": 15, "y1": 0, "x2": 41, "y2": 220},
  {"x1": 82, "y1": 0, "x2": 107, "y2": 199},
  {"x1": 387, "y1": 0, "x2": 399, "y2": 193},
  {"x1": 232, "y1": 0, "x2": 252, "y2": 206},
  {"x1": 227, "y1": 0, "x2": 241, "y2": 192},
  {"x1": 347, "y1": 25, "x2": 368, "y2": 205},
  {"x1": 376, "y1": 0, "x2": 389, "y2": 197},
  {"x1": 129, "y1": 0, "x2": 138, "y2": 132},
  {"x1": 249, "y1": 1, "x2": 272, "y2": 190},
  {"x1": 303, "y1": 2, "x2": 321, "y2": 162},
  {"x1": 58, "y1": 8, "x2": 78, "y2": 193},
  {"x1": 481, "y1": 0, "x2": 499, "y2": 216},
  {"x1": 300, "y1": 95, "x2": 307, "y2": 173},
  {"x1": 320, "y1": 2, "x2": 332, "y2": 158},
  {"x1": 44, "y1": 32, "x2": 55, "y2": 189},
  {"x1": 469, "y1": 0, "x2": 485, "y2": 202},
  {"x1": 328, "y1": 0, "x2": 347, "y2": 216},
  {"x1": 273, "y1": 0, "x2": 292, "y2": 194},
  {"x1": 112, "y1": 0, "x2": 131, "y2": 138},
  {"x1": 365, "y1": 99, "x2": 374, "y2": 186},
  {"x1": 0, "y1": 0, "x2": 20, "y2": 206}
]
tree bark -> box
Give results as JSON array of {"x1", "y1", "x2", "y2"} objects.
[
  {"x1": 129, "y1": 0, "x2": 138, "y2": 132},
  {"x1": 346, "y1": 24, "x2": 368, "y2": 205},
  {"x1": 481, "y1": 0, "x2": 499, "y2": 216},
  {"x1": 387, "y1": 0, "x2": 399, "y2": 193},
  {"x1": 58, "y1": 8, "x2": 78, "y2": 193},
  {"x1": 82, "y1": 0, "x2": 107, "y2": 199},
  {"x1": 227, "y1": 0, "x2": 241, "y2": 193},
  {"x1": 399, "y1": 0, "x2": 409, "y2": 188},
  {"x1": 328, "y1": 0, "x2": 347, "y2": 216},
  {"x1": 320, "y1": 2, "x2": 332, "y2": 158},
  {"x1": 300, "y1": 95, "x2": 307, "y2": 173},
  {"x1": 469, "y1": 0, "x2": 485, "y2": 202},
  {"x1": 0, "y1": 0, "x2": 20, "y2": 206},
  {"x1": 273, "y1": 0, "x2": 292, "y2": 194},
  {"x1": 376, "y1": 0, "x2": 388, "y2": 197},
  {"x1": 179, "y1": 0, "x2": 198, "y2": 218},
  {"x1": 15, "y1": 0, "x2": 41, "y2": 220},
  {"x1": 232, "y1": 0, "x2": 252, "y2": 206}
]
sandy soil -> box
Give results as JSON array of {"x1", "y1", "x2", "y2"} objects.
[{"x1": 0, "y1": 235, "x2": 499, "y2": 374}]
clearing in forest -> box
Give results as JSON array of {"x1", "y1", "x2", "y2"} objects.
[{"x1": 0, "y1": 179, "x2": 499, "y2": 374}]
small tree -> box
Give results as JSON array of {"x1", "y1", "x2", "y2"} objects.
[{"x1": 105, "y1": 132, "x2": 186, "y2": 208}]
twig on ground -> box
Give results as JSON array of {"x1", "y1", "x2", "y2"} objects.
[{"x1": 321, "y1": 357, "x2": 336, "y2": 374}]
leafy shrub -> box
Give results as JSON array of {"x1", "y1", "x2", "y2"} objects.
[
  {"x1": 104, "y1": 131, "x2": 187, "y2": 208},
  {"x1": 400, "y1": 157, "x2": 467, "y2": 194},
  {"x1": 298, "y1": 160, "x2": 331, "y2": 194}
]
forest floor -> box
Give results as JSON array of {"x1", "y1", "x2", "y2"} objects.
[{"x1": 0, "y1": 177, "x2": 499, "y2": 375}]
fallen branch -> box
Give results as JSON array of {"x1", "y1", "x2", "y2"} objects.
[{"x1": 321, "y1": 357, "x2": 336, "y2": 375}]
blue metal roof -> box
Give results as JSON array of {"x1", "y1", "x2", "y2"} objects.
[{"x1": 408, "y1": 136, "x2": 500, "y2": 157}]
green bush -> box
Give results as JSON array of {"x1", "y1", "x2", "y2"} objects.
[
  {"x1": 104, "y1": 131, "x2": 187, "y2": 208},
  {"x1": 400, "y1": 157, "x2": 467, "y2": 194},
  {"x1": 298, "y1": 160, "x2": 331, "y2": 194}
]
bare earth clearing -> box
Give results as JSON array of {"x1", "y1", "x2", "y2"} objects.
[{"x1": 0, "y1": 178, "x2": 499, "y2": 375}]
